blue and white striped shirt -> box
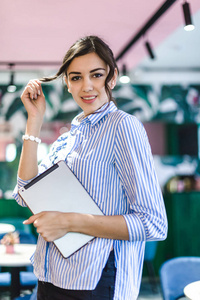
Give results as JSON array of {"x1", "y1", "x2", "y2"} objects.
[{"x1": 13, "y1": 101, "x2": 167, "y2": 300}]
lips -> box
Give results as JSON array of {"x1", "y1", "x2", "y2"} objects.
[{"x1": 81, "y1": 95, "x2": 97, "y2": 103}]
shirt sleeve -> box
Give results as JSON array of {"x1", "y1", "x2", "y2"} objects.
[
  {"x1": 114, "y1": 115, "x2": 168, "y2": 242},
  {"x1": 12, "y1": 138, "x2": 60, "y2": 207},
  {"x1": 12, "y1": 176, "x2": 33, "y2": 207}
]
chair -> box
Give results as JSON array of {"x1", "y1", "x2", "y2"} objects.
[
  {"x1": 14, "y1": 284, "x2": 37, "y2": 300},
  {"x1": 0, "y1": 231, "x2": 38, "y2": 292},
  {"x1": 159, "y1": 256, "x2": 200, "y2": 300},
  {"x1": 14, "y1": 296, "x2": 32, "y2": 300},
  {"x1": 144, "y1": 241, "x2": 158, "y2": 292}
]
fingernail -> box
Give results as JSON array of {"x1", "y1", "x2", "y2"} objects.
[
  {"x1": 38, "y1": 90, "x2": 41, "y2": 95},
  {"x1": 23, "y1": 220, "x2": 28, "y2": 224}
]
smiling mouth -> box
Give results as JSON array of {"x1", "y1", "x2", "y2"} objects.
[{"x1": 81, "y1": 96, "x2": 97, "y2": 103}]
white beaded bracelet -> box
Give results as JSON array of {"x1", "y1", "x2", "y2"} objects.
[{"x1": 22, "y1": 134, "x2": 41, "y2": 144}]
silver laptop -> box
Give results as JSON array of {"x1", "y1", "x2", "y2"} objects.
[{"x1": 18, "y1": 160, "x2": 103, "y2": 258}]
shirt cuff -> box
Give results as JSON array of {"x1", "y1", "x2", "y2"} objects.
[
  {"x1": 12, "y1": 176, "x2": 36, "y2": 207},
  {"x1": 123, "y1": 213, "x2": 146, "y2": 242},
  {"x1": 17, "y1": 176, "x2": 32, "y2": 188}
]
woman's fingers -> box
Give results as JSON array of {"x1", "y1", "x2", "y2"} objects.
[
  {"x1": 21, "y1": 79, "x2": 46, "y2": 121},
  {"x1": 23, "y1": 213, "x2": 41, "y2": 225},
  {"x1": 21, "y1": 79, "x2": 42, "y2": 101},
  {"x1": 24, "y1": 85, "x2": 35, "y2": 100},
  {"x1": 23, "y1": 211, "x2": 69, "y2": 242},
  {"x1": 27, "y1": 80, "x2": 42, "y2": 100}
]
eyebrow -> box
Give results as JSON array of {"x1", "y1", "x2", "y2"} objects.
[{"x1": 68, "y1": 68, "x2": 106, "y2": 76}]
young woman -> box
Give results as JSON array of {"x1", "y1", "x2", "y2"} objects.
[{"x1": 13, "y1": 36, "x2": 167, "y2": 300}]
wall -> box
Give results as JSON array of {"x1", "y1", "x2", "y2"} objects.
[{"x1": 0, "y1": 71, "x2": 200, "y2": 194}]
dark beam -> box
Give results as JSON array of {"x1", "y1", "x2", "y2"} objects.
[
  {"x1": 0, "y1": 61, "x2": 61, "y2": 66},
  {"x1": 115, "y1": 0, "x2": 178, "y2": 61}
]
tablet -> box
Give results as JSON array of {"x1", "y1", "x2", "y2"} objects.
[{"x1": 18, "y1": 160, "x2": 103, "y2": 258}]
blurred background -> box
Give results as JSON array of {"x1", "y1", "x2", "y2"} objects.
[{"x1": 0, "y1": 0, "x2": 200, "y2": 298}]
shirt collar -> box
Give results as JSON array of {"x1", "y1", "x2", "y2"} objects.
[{"x1": 72, "y1": 101, "x2": 117, "y2": 127}]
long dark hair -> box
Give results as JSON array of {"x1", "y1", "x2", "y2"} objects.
[{"x1": 40, "y1": 36, "x2": 118, "y2": 103}]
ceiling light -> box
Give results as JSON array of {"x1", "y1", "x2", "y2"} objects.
[
  {"x1": 182, "y1": 1, "x2": 195, "y2": 31},
  {"x1": 119, "y1": 64, "x2": 130, "y2": 84},
  {"x1": 145, "y1": 41, "x2": 155, "y2": 60},
  {"x1": 6, "y1": 144, "x2": 17, "y2": 162},
  {"x1": 7, "y1": 64, "x2": 17, "y2": 93},
  {"x1": 7, "y1": 73, "x2": 17, "y2": 93}
]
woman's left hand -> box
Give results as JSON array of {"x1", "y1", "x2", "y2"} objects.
[
  {"x1": 23, "y1": 212, "x2": 71, "y2": 242},
  {"x1": 24, "y1": 211, "x2": 130, "y2": 242}
]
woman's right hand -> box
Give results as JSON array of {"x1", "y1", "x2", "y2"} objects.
[
  {"x1": 18, "y1": 79, "x2": 46, "y2": 180},
  {"x1": 21, "y1": 79, "x2": 46, "y2": 123}
]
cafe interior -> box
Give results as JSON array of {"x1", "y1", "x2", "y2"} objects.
[{"x1": 0, "y1": 0, "x2": 200, "y2": 299}]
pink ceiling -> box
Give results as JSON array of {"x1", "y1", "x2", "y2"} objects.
[{"x1": 1, "y1": 0, "x2": 200, "y2": 71}]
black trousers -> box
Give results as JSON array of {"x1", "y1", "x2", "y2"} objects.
[{"x1": 37, "y1": 251, "x2": 116, "y2": 300}]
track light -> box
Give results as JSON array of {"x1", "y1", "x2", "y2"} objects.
[
  {"x1": 145, "y1": 41, "x2": 155, "y2": 60},
  {"x1": 182, "y1": 1, "x2": 195, "y2": 31},
  {"x1": 119, "y1": 64, "x2": 130, "y2": 84},
  {"x1": 7, "y1": 64, "x2": 17, "y2": 93}
]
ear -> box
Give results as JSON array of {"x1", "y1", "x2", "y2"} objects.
[
  {"x1": 64, "y1": 76, "x2": 71, "y2": 93},
  {"x1": 109, "y1": 68, "x2": 118, "y2": 89}
]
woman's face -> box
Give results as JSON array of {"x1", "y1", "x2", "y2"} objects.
[{"x1": 65, "y1": 52, "x2": 117, "y2": 116}]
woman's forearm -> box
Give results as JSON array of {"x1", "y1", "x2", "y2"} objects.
[
  {"x1": 69, "y1": 213, "x2": 130, "y2": 241},
  {"x1": 18, "y1": 118, "x2": 42, "y2": 180},
  {"x1": 18, "y1": 80, "x2": 46, "y2": 180},
  {"x1": 24, "y1": 212, "x2": 130, "y2": 242}
]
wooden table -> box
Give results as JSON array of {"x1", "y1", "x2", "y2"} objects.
[
  {"x1": 0, "y1": 244, "x2": 36, "y2": 299},
  {"x1": 184, "y1": 280, "x2": 200, "y2": 300}
]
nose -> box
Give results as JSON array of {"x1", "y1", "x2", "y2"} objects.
[{"x1": 82, "y1": 77, "x2": 93, "y2": 92}]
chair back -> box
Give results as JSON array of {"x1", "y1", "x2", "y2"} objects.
[
  {"x1": 159, "y1": 256, "x2": 200, "y2": 300},
  {"x1": 18, "y1": 231, "x2": 37, "y2": 244},
  {"x1": 144, "y1": 241, "x2": 158, "y2": 261}
]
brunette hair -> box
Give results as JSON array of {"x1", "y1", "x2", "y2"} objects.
[{"x1": 40, "y1": 36, "x2": 118, "y2": 103}]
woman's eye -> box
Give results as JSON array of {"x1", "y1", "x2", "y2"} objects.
[
  {"x1": 71, "y1": 76, "x2": 81, "y2": 81},
  {"x1": 93, "y1": 73, "x2": 103, "y2": 78}
]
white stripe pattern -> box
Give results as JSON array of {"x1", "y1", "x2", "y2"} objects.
[{"x1": 13, "y1": 101, "x2": 167, "y2": 300}]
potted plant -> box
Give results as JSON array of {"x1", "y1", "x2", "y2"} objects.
[{"x1": 1, "y1": 231, "x2": 20, "y2": 254}]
